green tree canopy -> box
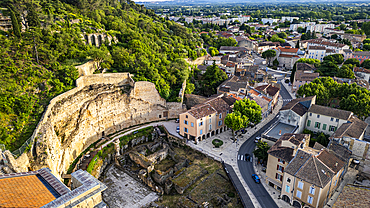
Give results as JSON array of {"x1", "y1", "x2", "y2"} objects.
[
  {"x1": 361, "y1": 60, "x2": 370, "y2": 69},
  {"x1": 344, "y1": 58, "x2": 360, "y2": 67},
  {"x1": 337, "y1": 64, "x2": 355, "y2": 79},
  {"x1": 209, "y1": 47, "x2": 219, "y2": 56},
  {"x1": 201, "y1": 63, "x2": 227, "y2": 96},
  {"x1": 225, "y1": 111, "x2": 248, "y2": 141},
  {"x1": 253, "y1": 141, "x2": 270, "y2": 162},
  {"x1": 323, "y1": 54, "x2": 344, "y2": 65},
  {"x1": 262, "y1": 49, "x2": 276, "y2": 66},
  {"x1": 233, "y1": 99, "x2": 262, "y2": 125}
]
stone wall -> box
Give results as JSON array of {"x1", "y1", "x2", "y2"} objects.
[
  {"x1": 83, "y1": 33, "x2": 118, "y2": 47},
  {"x1": 75, "y1": 60, "x2": 97, "y2": 76},
  {"x1": 11, "y1": 73, "x2": 185, "y2": 179}
]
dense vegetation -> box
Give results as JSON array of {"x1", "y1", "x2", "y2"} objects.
[
  {"x1": 297, "y1": 77, "x2": 370, "y2": 119},
  {"x1": 0, "y1": 0, "x2": 203, "y2": 151}
]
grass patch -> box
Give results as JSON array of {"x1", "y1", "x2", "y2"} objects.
[
  {"x1": 87, "y1": 143, "x2": 115, "y2": 174},
  {"x1": 119, "y1": 126, "x2": 153, "y2": 147},
  {"x1": 155, "y1": 158, "x2": 176, "y2": 172},
  {"x1": 172, "y1": 165, "x2": 204, "y2": 188}
]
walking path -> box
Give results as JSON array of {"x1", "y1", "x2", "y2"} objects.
[{"x1": 280, "y1": 79, "x2": 296, "y2": 99}]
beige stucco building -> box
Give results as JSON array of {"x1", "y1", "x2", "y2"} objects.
[
  {"x1": 179, "y1": 95, "x2": 235, "y2": 142},
  {"x1": 266, "y1": 134, "x2": 310, "y2": 190},
  {"x1": 280, "y1": 146, "x2": 347, "y2": 208}
]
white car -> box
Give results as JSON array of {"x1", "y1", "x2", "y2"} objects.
[
  {"x1": 176, "y1": 126, "x2": 180, "y2": 133},
  {"x1": 254, "y1": 137, "x2": 261, "y2": 143}
]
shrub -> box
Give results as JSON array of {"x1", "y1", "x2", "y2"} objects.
[{"x1": 212, "y1": 139, "x2": 223, "y2": 148}]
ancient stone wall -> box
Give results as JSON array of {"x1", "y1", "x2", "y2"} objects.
[
  {"x1": 12, "y1": 73, "x2": 185, "y2": 179},
  {"x1": 75, "y1": 60, "x2": 97, "y2": 76}
]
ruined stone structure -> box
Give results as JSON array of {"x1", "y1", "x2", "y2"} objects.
[
  {"x1": 8, "y1": 73, "x2": 185, "y2": 179},
  {"x1": 75, "y1": 60, "x2": 97, "y2": 76},
  {"x1": 83, "y1": 33, "x2": 117, "y2": 47}
]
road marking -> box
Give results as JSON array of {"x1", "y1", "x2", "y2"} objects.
[
  {"x1": 238, "y1": 155, "x2": 240, "y2": 160},
  {"x1": 283, "y1": 99, "x2": 292, "y2": 102},
  {"x1": 241, "y1": 155, "x2": 244, "y2": 161}
]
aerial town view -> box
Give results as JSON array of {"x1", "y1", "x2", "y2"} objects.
[{"x1": 1, "y1": 0, "x2": 370, "y2": 207}]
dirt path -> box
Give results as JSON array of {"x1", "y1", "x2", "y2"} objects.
[{"x1": 185, "y1": 55, "x2": 207, "y2": 66}]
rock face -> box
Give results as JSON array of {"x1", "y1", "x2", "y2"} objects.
[{"x1": 13, "y1": 73, "x2": 185, "y2": 179}]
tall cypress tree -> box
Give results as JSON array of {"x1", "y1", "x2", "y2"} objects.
[
  {"x1": 26, "y1": 3, "x2": 40, "y2": 28},
  {"x1": 9, "y1": 8, "x2": 21, "y2": 37}
]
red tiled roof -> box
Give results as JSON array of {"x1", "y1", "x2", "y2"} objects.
[
  {"x1": 278, "y1": 46, "x2": 299, "y2": 53},
  {"x1": 279, "y1": 54, "x2": 300, "y2": 58},
  {"x1": 354, "y1": 67, "x2": 370, "y2": 74}
]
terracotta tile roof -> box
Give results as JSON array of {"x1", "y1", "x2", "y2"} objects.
[
  {"x1": 221, "y1": 96, "x2": 238, "y2": 106},
  {"x1": 285, "y1": 150, "x2": 333, "y2": 188},
  {"x1": 294, "y1": 70, "x2": 320, "y2": 82},
  {"x1": 327, "y1": 142, "x2": 352, "y2": 163},
  {"x1": 279, "y1": 54, "x2": 300, "y2": 58},
  {"x1": 317, "y1": 149, "x2": 345, "y2": 174},
  {"x1": 354, "y1": 67, "x2": 370, "y2": 74},
  {"x1": 308, "y1": 46, "x2": 326, "y2": 50},
  {"x1": 254, "y1": 84, "x2": 280, "y2": 97},
  {"x1": 188, "y1": 104, "x2": 217, "y2": 119},
  {"x1": 296, "y1": 62, "x2": 316, "y2": 71},
  {"x1": 267, "y1": 134, "x2": 310, "y2": 162},
  {"x1": 308, "y1": 104, "x2": 352, "y2": 121},
  {"x1": 281, "y1": 97, "x2": 310, "y2": 116},
  {"x1": 248, "y1": 94, "x2": 269, "y2": 109},
  {"x1": 187, "y1": 97, "x2": 231, "y2": 119},
  {"x1": 0, "y1": 175, "x2": 57, "y2": 207},
  {"x1": 278, "y1": 46, "x2": 299, "y2": 53},
  {"x1": 331, "y1": 116, "x2": 368, "y2": 140},
  {"x1": 226, "y1": 62, "x2": 236, "y2": 67},
  {"x1": 307, "y1": 39, "x2": 347, "y2": 48}
]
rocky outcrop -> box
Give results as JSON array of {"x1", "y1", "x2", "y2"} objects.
[{"x1": 11, "y1": 73, "x2": 185, "y2": 179}]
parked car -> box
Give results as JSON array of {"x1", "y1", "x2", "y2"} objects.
[
  {"x1": 254, "y1": 137, "x2": 261, "y2": 143},
  {"x1": 176, "y1": 126, "x2": 180, "y2": 133},
  {"x1": 175, "y1": 119, "x2": 179, "y2": 123},
  {"x1": 252, "y1": 174, "x2": 260, "y2": 183}
]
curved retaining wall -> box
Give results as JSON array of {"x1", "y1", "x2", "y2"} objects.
[{"x1": 12, "y1": 73, "x2": 184, "y2": 179}]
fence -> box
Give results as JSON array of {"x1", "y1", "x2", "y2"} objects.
[{"x1": 11, "y1": 137, "x2": 34, "y2": 157}]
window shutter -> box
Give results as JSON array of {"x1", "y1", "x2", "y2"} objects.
[
  {"x1": 283, "y1": 161, "x2": 285, "y2": 164},
  {"x1": 277, "y1": 165, "x2": 279, "y2": 170},
  {"x1": 276, "y1": 173, "x2": 278, "y2": 179},
  {"x1": 282, "y1": 167, "x2": 284, "y2": 172}
]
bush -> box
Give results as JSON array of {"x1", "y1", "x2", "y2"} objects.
[
  {"x1": 227, "y1": 192, "x2": 236, "y2": 198},
  {"x1": 212, "y1": 139, "x2": 223, "y2": 148},
  {"x1": 285, "y1": 79, "x2": 290, "y2": 83}
]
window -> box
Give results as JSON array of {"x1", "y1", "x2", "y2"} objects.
[
  {"x1": 186, "y1": 115, "x2": 188, "y2": 118},
  {"x1": 309, "y1": 186, "x2": 315, "y2": 195},
  {"x1": 209, "y1": 115, "x2": 211, "y2": 117},
  {"x1": 209, "y1": 118, "x2": 211, "y2": 123},
  {"x1": 184, "y1": 128, "x2": 188, "y2": 133},
  {"x1": 226, "y1": 110, "x2": 229, "y2": 114},
  {"x1": 329, "y1": 125, "x2": 336, "y2": 131},
  {"x1": 184, "y1": 120, "x2": 188, "y2": 125},
  {"x1": 277, "y1": 165, "x2": 284, "y2": 172},
  {"x1": 275, "y1": 173, "x2": 283, "y2": 181},
  {"x1": 199, "y1": 122, "x2": 203, "y2": 126},
  {"x1": 219, "y1": 114, "x2": 222, "y2": 119},
  {"x1": 209, "y1": 124, "x2": 212, "y2": 130},
  {"x1": 322, "y1": 124, "x2": 327, "y2": 130},
  {"x1": 287, "y1": 178, "x2": 291, "y2": 183},
  {"x1": 331, "y1": 118, "x2": 334, "y2": 122},
  {"x1": 285, "y1": 185, "x2": 290, "y2": 193},
  {"x1": 218, "y1": 121, "x2": 222, "y2": 126},
  {"x1": 296, "y1": 190, "x2": 302, "y2": 199},
  {"x1": 309, "y1": 113, "x2": 312, "y2": 116},
  {"x1": 278, "y1": 159, "x2": 285, "y2": 164},
  {"x1": 298, "y1": 181, "x2": 304, "y2": 189},
  {"x1": 307, "y1": 120, "x2": 311, "y2": 127},
  {"x1": 335, "y1": 180, "x2": 337, "y2": 186},
  {"x1": 307, "y1": 196, "x2": 313, "y2": 204},
  {"x1": 191, "y1": 122, "x2": 194, "y2": 127},
  {"x1": 317, "y1": 115, "x2": 320, "y2": 118},
  {"x1": 200, "y1": 130, "x2": 203, "y2": 135},
  {"x1": 336, "y1": 118, "x2": 339, "y2": 122},
  {"x1": 315, "y1": 122, "x2": 321, "y2": 129}
]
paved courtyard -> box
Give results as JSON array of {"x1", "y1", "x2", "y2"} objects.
[{"x1": 102, "y1": 165, "x2": 158, "y2": 208}]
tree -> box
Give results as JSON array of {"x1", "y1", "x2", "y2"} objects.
[
  {"x1": 362, "y1": 21, "x2": 370, "y2": 36},
  {"x1": 224, "y1": 111, "x2": 247, "y2": 142},
  {"x1": 277, "y1": 32, "x2": 287, "y2": 39},
  {"x1": 361, "y1": 60, "x2": 370, "y2": 69},
  {"x1": 317, "y1": 133, "x2": 329, "y2": 147},
  {"x1": 271, "y1": 34, "x2": 285, "y2": 43},
  {"x1": 89, "y1": 44, "x2": 113, "y2": 70},
  {"x1": 317, "y1": 60, "x2": 339, "y2": 76},
  {"x1": 323, "y1": 54, "x2": 344, "y2": 65},
  {"x1": 201, "y1": 63, "x2": 227, "y2": 96},
  {"x1": 209, "y1": 47, "x2": 219, "y2": 56},
  {"x1": 26, "y1": 3, "x2": 40, "y2": 28},
  {"x1": 9, "y1": 7, "x2": 21, "y2": 37},
  {"x1": 253, "y1": 141, "x2": 270, "y2": 162},
  {"x1": 233, "y1": 99, "x2": 262, "y2": 125},
  {"x1": 364, "y1": 39, "x2": 370, "y2": 44},
  {"x1": 295, "y1": 40, "x2": 300, "y2": 49},
  {"x1": 262, "y1": 49, "x2": 276, "y2": 66},
  {"x1": 273, "y1": 59, "x2": 279, "y2": 66},
  {"x1": 344, "y1": 58, "x2": 360, "y2": 67},
  {"x1": 290, "y1": 58, "x2": 321, "y2": 83},
  {"x1": 338, "y1": 65, "x2": 355, "y2": 79}
]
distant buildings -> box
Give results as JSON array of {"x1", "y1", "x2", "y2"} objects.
[
  {"x1": 291, "y1": 63, "x2": 319, "y2": 93},
  {"x1": 281, "y1": 17, "x2": 299, "y2": 23},
  {"x1": 352, "y1": 51, "x2": 370, "y2": 64},
  {"x1": 306, "y1": 24, "x2": 335, "y2": 33},
  {"x1": 289, "y1": 22, "x2": 316, "y2": 31},
  {"x1": 275, "y1": 46, "x2": 303, "y2": 70},
  {"x1": 305, "y1": 39, "x2": 350, "y2": 54}
]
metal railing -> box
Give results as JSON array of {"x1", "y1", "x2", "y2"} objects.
[{"x1": 11, "y1": 137, "x2": 34, "y2": 157}]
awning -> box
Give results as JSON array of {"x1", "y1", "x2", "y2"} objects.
[{"x1": 267, "y1": 177, "x2": 282, "y2": 188}]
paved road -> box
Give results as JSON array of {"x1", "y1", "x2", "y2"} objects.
[{"x1": 237, "y1": 82, "x2": 292, "y2": 208}]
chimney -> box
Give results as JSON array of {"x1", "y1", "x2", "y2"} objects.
[{"x1": 335, "y1": 162, "x2": 338, "y2": 167}]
